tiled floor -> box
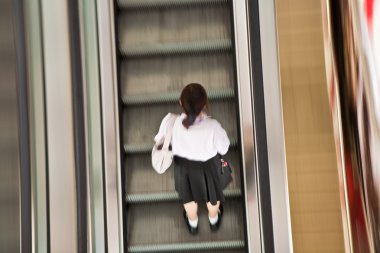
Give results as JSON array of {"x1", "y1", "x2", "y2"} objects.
[{"x1": 276, "y1": 0, "x2": 345, "y2": 252}]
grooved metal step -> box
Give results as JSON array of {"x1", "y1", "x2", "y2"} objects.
[
  {"x1": 126, "y1": 188, "x2": 241, "y2": 204},
  {"x1": 123, "y1": 88, "x2": 234, "y2": 106},
  {"x1": 124, "y1": 138, "x2": 238, "y2": 154},
  {"x1": 121, "y1": 39, "x2": 231, "y2": 58},
  {"x1": 118, "y1": 0, "x2": 228, "y2": 10},
  {"x1": 128, "y1": 240, "x2": 245, "y2": 253}
]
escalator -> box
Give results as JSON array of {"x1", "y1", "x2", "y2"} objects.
[{"x1": 116, "y1": 0, "x2": 247, "y2": 251}]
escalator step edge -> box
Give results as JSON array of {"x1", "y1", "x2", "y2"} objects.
[
  {"x1": 124, "y1": 138, "x2": 238, "y2": 154},
  {"x1": 128, "y1": 240, "x2": 245, "y2": 252},
  {"x1": 126, "y1": 188, "x2": 241, "y2": 204},
  {"x1": 120, "y1": 39, "x2": 232, "y2": 58},
  {"x1": 118, "y1": 0, "x2": 228, "y2": 10},
  {"x1": 123, "y1": 88, "x2": 234, "y2": 106}
]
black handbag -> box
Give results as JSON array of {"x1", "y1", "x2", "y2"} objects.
[{"x1": 219, "y1": 158, "x2": 233, "y2": 189}]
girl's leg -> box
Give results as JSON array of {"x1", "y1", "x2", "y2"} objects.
[
  {"x1": 184, "y1": 201, "x2": 198, "y2": 220},
  {"x1": 207, "y1": 201, "x2": 222, "y2": 231},
  {"x1": 206, "y1": 201, "x2": 220, "y2": 218},
  {"x1": 184, "y1": 201, "x2": 198, "y2": 229}
]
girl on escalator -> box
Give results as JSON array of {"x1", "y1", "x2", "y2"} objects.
[{"x1": 154, "y1": 83, "x2": 230, "y2": 235}]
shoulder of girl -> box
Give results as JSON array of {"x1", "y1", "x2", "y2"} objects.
[
  {"x1": 167, "y1": 112, "x2": 180, "y2": 117},
  {"x1": 164, "y1": 112, "x2": 176, "y2": 120},
  {"x1": 204, "y1": 117, "x2": 219, "y2": 125},
  {"x1": 164, "y1": 113, "x2": 181, "y2": 125},
  {"x1": 213, "y1": 119, "x2": 225, "y2": 129}
]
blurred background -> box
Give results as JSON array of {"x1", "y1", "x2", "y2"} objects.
[{"x1": 277, "y1": 0, "x2": 344, "y2": 252}]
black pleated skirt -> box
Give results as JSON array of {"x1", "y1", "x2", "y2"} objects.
[{"x1": 174, "y1": 155, "x2": 225, "y2": 205}]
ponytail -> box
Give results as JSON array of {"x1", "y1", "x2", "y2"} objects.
[
  {"x1": 182, "y1": 113, "x2": 196, "y2": 129},
  {"x1": 179, "y1": 83, "x2": 208, "y2": 129}
]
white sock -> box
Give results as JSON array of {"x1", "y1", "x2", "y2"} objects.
[
  {"x1": 188, "y1": 217, "x2": 198, "y2": 228},
  {"x1": 209, "y1": 214, "x2": 219, "y2": 225}
]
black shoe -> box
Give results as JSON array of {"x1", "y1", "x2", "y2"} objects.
[
  {"x1": 209, "y1": 203, "x2": 223, "y2": 232},
  {"x1": 183, "y1": 210, "x2": 198, "y2": 235}
]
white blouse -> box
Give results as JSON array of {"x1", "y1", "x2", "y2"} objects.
[{"x1": 154, "y1": 113, "x2": 230, "y2": 162}]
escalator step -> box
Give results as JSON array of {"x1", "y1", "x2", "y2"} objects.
[
  {"x1": 123, "y1": 88, "x2": 234, "y2": 106},
  {"x1": 126, "y1": 188, "x2": 241, "y2": 204},
  {"x1": 124, "y1": 138, "x2": 238, "y2": 154},
  {"x1": 124, "y1": 143, "x2": 154, "y2": 154},
  {"x1": 121, "y1": 39, "x2": 231, "y2": 58},
  {"x1": 128, "y1": 240, "x2": 245, "y2": 252},
  {"x1": 118, "y1": 0, "x2": 228, "y2": 10},
  {"x1": 127, "y1": 199, "x2": 244, "y2": 245}
]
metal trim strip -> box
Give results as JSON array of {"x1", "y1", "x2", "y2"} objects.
[
  {"x1": 25, "y1": 0, "x2": 49, "y2": 251},
  {"x1": 257, "y1": 0, "x2": 293, "y2": 252},
  {"x1": 231, "y1": 1, "x2": 262, "y2": 252},
  {"x1": 96, "y1": 0, "x2": 124, "y2": 252},
  {"x1": 14, "y1": 0, "x2": 32, "y2": 251},
  {"x1": 78, "y1": 0, "x2": 107, "y2": 251},
  {"x1": 40, "y1": 0, "x2": 78, "y2": 251}
]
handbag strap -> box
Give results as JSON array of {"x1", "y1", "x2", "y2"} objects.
[{"x1": 162, "y1": 114, "x2": 178, "y2": 150}]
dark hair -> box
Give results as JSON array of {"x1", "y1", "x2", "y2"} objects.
[{"x1": 180, "y1": 83, "x2": 208, "y2": 129}]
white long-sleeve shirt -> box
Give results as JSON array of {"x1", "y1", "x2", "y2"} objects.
[{"x1": 154, "y1": 113, "x2": 230, "y2": 162}]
